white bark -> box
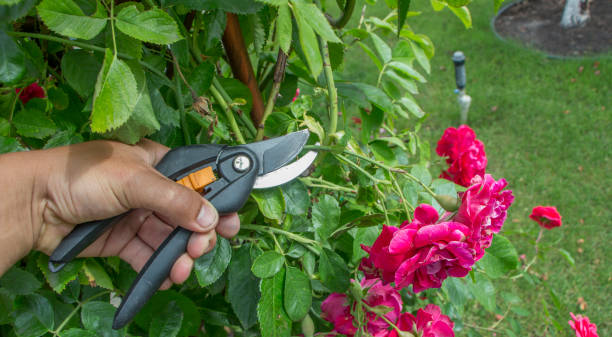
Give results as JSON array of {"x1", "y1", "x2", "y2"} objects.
[{"x1": 560, "y1": 0, "x2": 592, "y2": 28}]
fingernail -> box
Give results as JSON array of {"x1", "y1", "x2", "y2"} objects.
[{"x1": 197, "y1": 201, "x2": 218, "y2": 230}]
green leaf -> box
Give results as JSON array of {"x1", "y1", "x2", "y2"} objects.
[
  {"x1": 282, "y1": 180, "x2": 310, "y2": 216},
  {"x1": 60, "y1": 328, "x2": 98, "y2": 337},
  {"x1": 37, "y1": 0, "x2": 107, "y2": 40},
  {"x1": 410, "y1": 41, "x2": 430, "y2": 74},
  {"x1": 83, "y1": 260, "x2": 114, "y2": 290},
  {"x1": 384, "y1": 70, "x2": 418, "y2": 95},
  {"x1": 388, "y1": 61, "x2": 426, "y2": 82},
  {"x1": 292, "y1": 2, "x2": 322, "y2": 79},
  {"x1": 398, "y1": 95, "x2": 424, "y2": 118},
  {"x1": 252, "y1": 188, "x2": 285, "y2": 220},
  {"x1": 258, "y1": 269, "x2": 292, "y2": 336},
  {"x1": 115, "y1": 6, "x2": 182, "y2": 44},
  {"x1": 165, "y1": 0, "x2": 263, "y2": 14},
  {"x1": 257, "y1": 0, "x2": 287, "y2": 5},
  {"x1": 276, "y1": 4, "x2": 292, "y2": 54},
  {"x1": 292, "y1": 0, "x2": 340, "y2": 43},
  {"x1": 494, "y1": 0, "x2": 505, "y2": 11},
  {"x1": 358, "y1": 42, "x2": 382, "y2": 71},
  {"x1": 252, "y1": 251, "x2": 285, "y2": 278},
  {"x1": 0, "y1": 135, "x2": 25, "y2": 153},
  {"x1": 479, "y1": 234, "x2": 519, "y2": 278},
  {"x1": 0, "y1": 0, "x2": 36, "y2": 22},
  {"x1": 14, "y1": 294, "x2": 54, "y2": 337},
  {"x1": 149, "y1": 301, "x2": 183, "y2": 337},
  {"x1": 445, "y1": 0, "x2": 470, "y2": 7},
  {"x1": 283, "y1": 267, "x2": 311, "y2": 321},
  {"x1": 228, "y1": 245, "x2": 261, "y2": 329},
  {"x1": 397, "y1": 0, "x2": 411, "y2": 35},
  {"x1": 449, "y1": 6, "x2": 472, "y2": 29},
  {"x1": 150, "y1": 88, "x2": 179, "y2": 127},
  {"x1": 468, "y1": 273, "x2": 495, "y2": 312},
  {"x1": 134, "y1": 291, "x2": 199, "y2": 336},
  {"x1": 0, "y1": 30, "x2": 25, "y2": 84},
  {"x1": 36, "y1": 254, "x2": 83, "y2": 293},
  {"x1": 410, "y1": 164, "x2": 431, "y2": 186},
  {"x1": 312, "y1": 194, "x2": 340, "y2": 242},
  {"x1": 352, "y1": 226, "x2": 380, "y2": 263},
  {"x1": 0, "y1": 289, "x2": 11, "y2": 324},
  {"x1": 558, "y1": 248, "x2": 575, "y2": 267},
  {"x1": 61, "y1": 49, "x2": 102, "y2": 98},
  {"x1": 107, "y1": 28, "x2": 143, "y2": 60},
  {"x1": 0, "y1": 267, "x2": 41, "y2": 295},
  {"x1": 44, "y1": 130, "x2": 84, "y2": 149},
  {"x1": 194, "y1": 236, "x2": 232, "y2": 286},
  {"x1": 319, "y1": 248, "x2": 349, "y2": 292},
  {"x1": 0, "y1": 117, "x2": 9, "y2": 137},
  {"x1": 91, "y1": 49, "x2": 138, "y2": 132},
  {"x1": 369, "y1": 32, "x2": 391, "y2": 64},
  {"x1": 13, "y1": 109, "x2": 58, "y2": 139},
  {"x1": 188, "y1": 62, "x2": 215, "y2": 96},
  {"x1": 0, "y1": 0, "x2": 22, "y2": 5},
  {"x1": 352, "y1": 83, "x2": 393, "y2": 112},
  {"x1": 301, "y1": 114, "x2": 325, "y2": 142},
  {"x1": 81, "y1": 301, "x2": 125, "y2": 337},
  {"x1": 442, "y1": 277, "x2": 471, "y2": 309}
]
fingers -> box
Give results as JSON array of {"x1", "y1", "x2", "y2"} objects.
[
  {"x1": 122, "y1": 171, "x2": 219, "y2": 233},
  {"x1": 216, "y1": 213, "x2": 241, "y2": 238},
  {"x1": 136, "y1": 139, "x2": 170, "y2": 166},
  {"x1": 187, "y1": 231, "x2": 216, "y2": 258}
]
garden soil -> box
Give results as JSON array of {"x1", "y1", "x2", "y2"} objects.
[{"x1": 494, "y1": 0, "x2": 612, "y2": 57}]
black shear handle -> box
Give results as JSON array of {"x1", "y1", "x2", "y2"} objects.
[
  {"x1": 48, "y1": 144, "x2": 225, "y2": 271},
  {"x1": 112, "y1": 147, "x2": 260, "y2": 329}
]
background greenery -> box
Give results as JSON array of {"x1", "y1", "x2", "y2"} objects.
[{"x1": 341, "y1": 0, "x2": 611, "y2": 335}]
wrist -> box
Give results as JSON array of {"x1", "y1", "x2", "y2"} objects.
[{"x1": 0, "y1": 150, "x2": 49, "y2": 274}]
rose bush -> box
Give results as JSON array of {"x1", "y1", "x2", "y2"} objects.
[{"x1": 0, "y1": 0, "x2": 594, "y2": 336}]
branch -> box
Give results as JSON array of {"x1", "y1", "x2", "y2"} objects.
[
  {"x1": 321, "y1": 39, "x2": 338, "y2": 144},
  {"x1": 222, "y1": 13, "x2": 265, "y2": 127},
  {"x1": 326, "y1": 0, "x2": 357, "y2": 29},
  {"x1": 255, "y1": 49, "x2": 287, "y2": 141}
]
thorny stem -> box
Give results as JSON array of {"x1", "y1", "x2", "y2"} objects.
[
  {"x1": 300, "y1": 177, "x2": 357, "y2": 194},
  {"x1": 321, "y1": 39, "x2": 338, "y2": 144},
  {"x1": 170, "y1": 50, "x2": 198, "y2": 101},
  {"x1": 241, "y1": 224, "x2": 320, "y2": 249},
  {"x1": 212, "y1": 78, "x2": 257, "y2": 138},
  {"x1": 256, "y1": 50, "x2": 287, "y2": 141},
  {"x1": 52, "y1": 291, "x2": 111, "y2": 336},
  {"x1": 7, "y1": 32, "x2": 175, "y2": 91},
  {"x1": 210, "y1": 85, "x2": 245, "y2": 144}
]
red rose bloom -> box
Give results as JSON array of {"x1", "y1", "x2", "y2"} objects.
[
  {"x1": 568, "y1": 313, "x2": 598, "y2": 337},
  {"x1": 16, "y1": 83, "x2": 45, "y2": 105},
  {"x1": 436, "y1": 125, "x2": 487, "y2": 187},
  {"x1": 321, "y1": 279, "x2": 402, "y2": 336},
  {"x1": 388, "y1": 304, "x2": 455, "y2": 337},
  {"x1": 529, "y1": 206, "x2": 562, "y2": 229}
]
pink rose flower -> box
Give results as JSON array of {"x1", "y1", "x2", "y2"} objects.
[
  {"x1": 361, "y1": 205, "x2": 474, "y2": 293},
  {"x1": 388, "y1": 304, "x2": 455, "y2": 337},
  {"x1": 292, "y1": 88, "x2": 300, "y2": 102},
  {"x1": 16, "y1": 83, "x2": 45, "y2": 104},
  {"x1": 436, "y1": 125, "x2": 487, "y2": 187},
  {"x1": 454, "y1": 174, "x2": 514, "y2": 259},
  {"x1": 321, "y1": 279, "x2": 402, "y2": 336},
  {"x1": 529, "y1": 206, "x2": 562, "y2": 229},
  {"x1": 568, "y1": 313, "x2": 598, "y2": 337}
]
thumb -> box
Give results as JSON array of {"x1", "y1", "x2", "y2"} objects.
[{"x1": 121, "y1": 169, "x2": 219, "y2": 232}]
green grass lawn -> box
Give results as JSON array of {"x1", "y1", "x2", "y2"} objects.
[{"x1": 339, "y1": 1, "x2": 611, "y2": 335}]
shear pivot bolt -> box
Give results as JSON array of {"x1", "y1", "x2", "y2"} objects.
[{"x1": 233, "y1": 155, "x2": 251, "y2": 172}]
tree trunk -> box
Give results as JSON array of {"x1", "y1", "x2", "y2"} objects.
[{"x1": 560, "y1": 0, "x2": 592, "y2": 28}]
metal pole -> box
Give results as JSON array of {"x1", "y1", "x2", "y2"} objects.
[{"x1": 452, "y1": 51, "x2": 471, "y2": 124}]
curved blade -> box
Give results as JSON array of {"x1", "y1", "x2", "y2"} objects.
[
  {"x1": 243, "y1": 130, "x2": 309, "y2": 175},
  {"x1": 253, "y1": 150, "x2": 317, "y2": 189}
]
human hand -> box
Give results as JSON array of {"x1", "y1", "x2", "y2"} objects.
[{"x1": 4, "y1": 139, "x2": 240, "y2": 287}]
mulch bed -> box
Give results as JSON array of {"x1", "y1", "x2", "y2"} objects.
[{"x1": 494, "y1": 0, "x2": 612, "y2": 57}]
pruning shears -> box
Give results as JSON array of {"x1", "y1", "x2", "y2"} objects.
[{"x1": 47, "y1": 130, "x2": 316, "y2": 329}]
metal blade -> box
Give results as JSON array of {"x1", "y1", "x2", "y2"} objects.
[
  {"x1": 253, "y1": 149, "x2": 317, "y2": 189},
  {"x1": 242, "y1": 129, "x2": 309, "y2": 175}
]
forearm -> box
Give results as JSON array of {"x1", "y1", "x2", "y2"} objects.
[{"x1": 0, "y1": 151, "x2": 46, "y2": 275}]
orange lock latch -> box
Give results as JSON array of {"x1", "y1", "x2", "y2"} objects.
[{"x1": 176, "y1": 166, "x2": 216, "y2": 192}]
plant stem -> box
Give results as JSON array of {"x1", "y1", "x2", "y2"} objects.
[
  {"x1": 174, "y1": 67, "x2": 191, "y2": 145},
  {"x1": 110, "y1": 0, "x2": 117, "y2": 55},
  {"x1": 52, "y1": 290, "x2": 111, "y2": 336},
  {"x1": 171, "y1": 50, "x2": 197, "y2": 101},
  {"x1": 209, "y1": 85, "x2": 245, "y2": 144},
  {"x1": 300, "y1": 177, "x2": 357, "y2": 193},
  {"x1": 256, "y1": 49, "x2": 287, "y2": 141},
  {"x1": 325, "y1": 0, "x2": 356, "y2": 28},
  {"x1": 212, "y1": 77, "x2": 257, "y2": 138},
  {"x1": 241, "y1": 224, "x2": 320, "y2": 248},
  {"x1": 335, "y1": 153, "x2": 388, "y2": 185},
  {"x1": 320, "y1": 39, "x2": 338, "y2": 144},
  {"x1": 7, "y1": 32, "x2": 175, "y2": 90},
  {"x1": 7, "y1": 92, "x2": 19, "y2": 137}
]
